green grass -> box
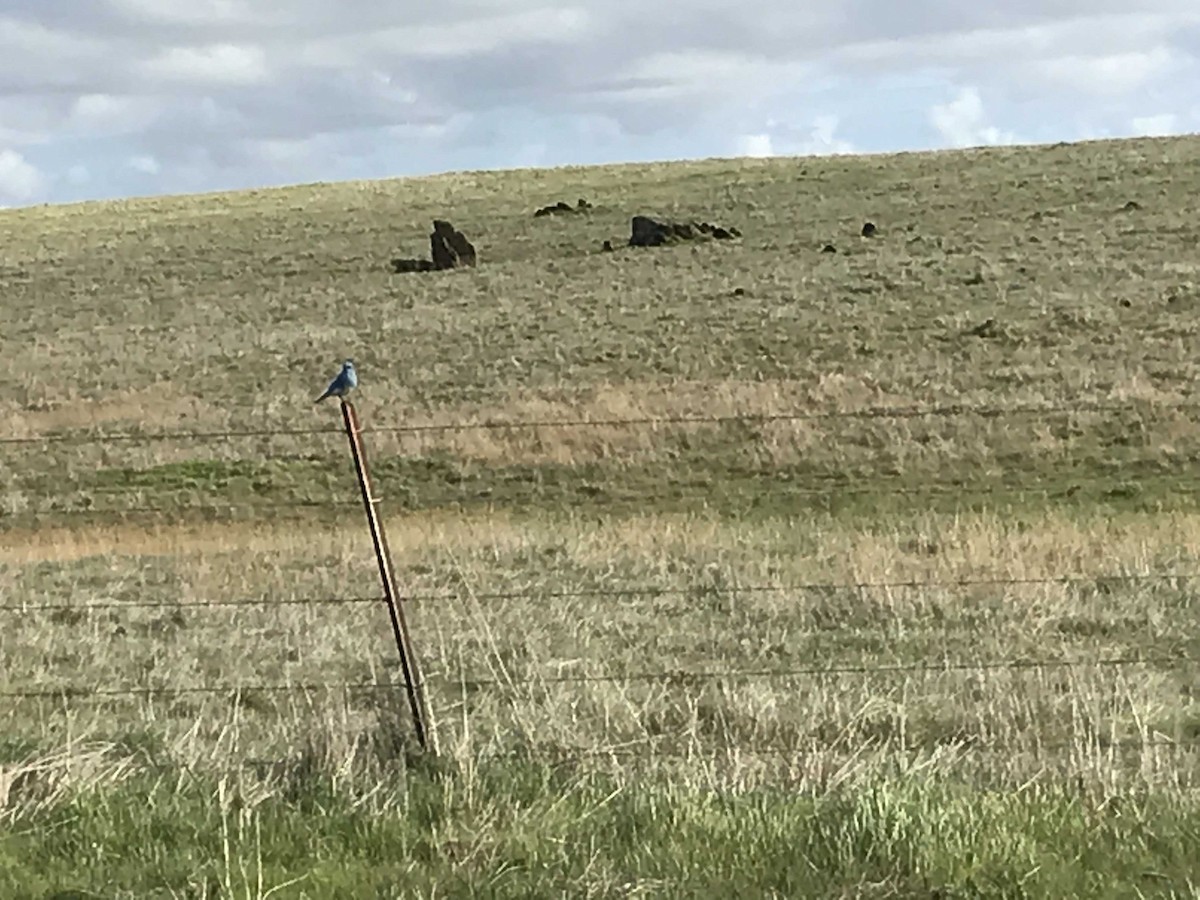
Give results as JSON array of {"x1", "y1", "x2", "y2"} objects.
[
  {"x1": 3, "y1": 757, "x2": 1200, "y2": 898},
  {"x1": 5, "y1": 403, "x2": 1200, "y2": 524},
  {"x1": 5, "y1": 136, "x2": 1200, "y2": 894}
]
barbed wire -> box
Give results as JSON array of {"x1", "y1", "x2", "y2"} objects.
[
  {"x1": 3, "y1": 398, "x2": 1197, "y2": 447},
  {"x1": 6, "y1": 473, "x2": 1198, "y2": 523},
  {"x1": 0, "y1": 681, "x2": 398, "y2": 700},
  {"x1": 441, "y1": 654, "x2": 1194, "y2": 690},
  {"x1": 4, "y1": 571, "x2": 1197, "y2": 613},
  {"x1": 1, "y1": 653, "x2": 1190, "y2": 702},
  {"x1": 20, "y1": 313, "x2": 1194, "y2": 342},
  {"x1": 1, "y1": 498, "x2": 360, "y2": 519},
  {"x1": 53, "y1": 735, "x2": 1200, "y2": 782},
  {"x1": 1, "y1": 594, "x2": 381, "y2": 612},
  {"x1": 502, "y1": 735, "x2": 1200, "y2": 765}
]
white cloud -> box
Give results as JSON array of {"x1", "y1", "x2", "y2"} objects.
[
  {"x1": 615, "y1": 50, "x2": 814, "y2": 104},
  {"x1": 243, "y1": 137, "x2": 316, "y2": 165},
  {"x1": 140, "y1": 43, "x2": 269, "y2": 85},
  {"x1": 304, "y1": 8, "x2": 594, "y2": 66},
  {"x1": 1131, "y1": 113, "x2": 1181, "y2": 136},
  {"x1": 571, "y1": 114, "x2": 623, "y2": 143},
  {"x1": 0, "y1": 3, "x2": 1195, "y2": 203},
  {"x1": 0, "y1": 149, "x2": 44, "y2": 205},
  {"x1": 73, "y1": 93, "x2": 130, "y2": 123},
  {"x1": 835, "y1": 12, "x2": 1197, "y2": 73},
  {"x1": 0, "y1": 98, "x2": 54, "y2": 146},
  {"x1": 108, "y1": 0, "x2": 265, "y2": 26},
  {"x1": 127, "y1": 154, "x2": 161, "y2": 174},
  {"x1": 69, "y1": 94, "x2": 160, "y2": 135},
  {"x1": 1031, "y1": 46, "x2": 1181, "y2": 96},
  {"x1": 0, "y1": 15, "x2": 105, "y2": 72},
  {"x1": 929, "y1": 87, "x2": 1018, "y2": 148},
  {"x1": 736, "y1": 133, "x2": 774, "y2": 158},
  {"x1": 736, "y1": 115, "x2": 855, "y2": 160},
  {"x1": 792, "y1": 115, "x2": 856, "y2": 155},
  {"x1": 511, "y1": 141, "x2": 550, "y2": 168}
]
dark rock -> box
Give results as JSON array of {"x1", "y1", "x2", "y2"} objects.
[
  {"x1": 629, "y1": 215, "x2": 741, "y2": 247},
  {"x1": 732, "y1": 287, "x2": 746, "y2": 297},
  {"x1": 1119, "y1": 298, "x2": 1132, "y2": 308},
  {"x1": 729, "y1": 226, "x2": 741, "y2": 238},
  {"x1": 630, "y1": 215, "x2": 671, "y2": 247},
  {"x1": 965, "y1": 317, "x2": 998, "y2": 338},
  {"x1": 535, "y1": 198, "x2": 593, "y2": 217},
  {"x1": 391, "y1": 258, "x2": 434, "y2": 273},
  {"x1": 861, "y1": 222, "x2": 877, "y2": 237},
  {"x1": 822, "y1": 244, "x2": 837, "y2": 253},
  {"x1": 601, "y1": 240, "x2": 614, "y2": 252},
  {"x1": 391, "y1": 220, "x2": 478, "y2": 274},
  {"x1": 1122, "y1": 200, "x2": 1141, "y2": 212},
  {"x1": 430, "y1": 219, "x2": 476, "y2": 270}
]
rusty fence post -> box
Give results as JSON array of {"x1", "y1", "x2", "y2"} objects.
[{"x1": 339, "y1": 398, "x2": 432, "y2": 752}]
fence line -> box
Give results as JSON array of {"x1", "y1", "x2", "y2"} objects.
[
  {"x1": 9, "y1": 474, "x2": 1200, "y2": 524},
  {"x1": 4, "y1": 571, "x2": 1198, "y2": 613},
  {"x1": 503, "y1": 735, "x2": 1200, "y2": 763},
  {"x1": 4, "y1": 399, "x2": 1198, "y2": 447},
  {"x1": 3, "y1": 653, "x2": 1190, "y2": 702},
  {"x1": 4, "y1": 499, "x2": 361, "y2": 518},
  {"x1": 0, "y1": 681, "x2": 398, "y2": 700},
  {"x1": 35, "y1": 736, "x2": 1200, "y2": 781},
  {"x1": 444, "y1": 654, "x2": 1194, "y2": 690},
  {"x1": 5, "y1": 397, "x2": 1199, "y2": 766}
]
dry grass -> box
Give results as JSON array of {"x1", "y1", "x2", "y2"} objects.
[
  {"x1": 3, "y1": 508, "x2": 1199, "y2": 796},
  {"x1": 2, "y1": 137, "x2": 1199, "y2": 439},
  {"x1": 2, "y1": 136, "x2": 1199, "y2": 532},
  {"x1": 4, "y1": 138, "x2": 1200, "y2": 893}
]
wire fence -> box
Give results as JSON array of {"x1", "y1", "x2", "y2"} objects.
[
  {"x1": 1, "y1": 651, "x2": 1191, "y2": 701},
  {"x1": 3, "y1": 570, "x2": 1198, "y2": 612},
  {"x1": 19, "y1": 735, "x2": 1200, "y2": 785},
  {"x1": 8, "y1": 476, "x2": 1200, "y2": 525},
  {"x1": 3, "y1": 398, "x2": 1199, "y2": 447},
  {"x1": 4, "y1": 396, "x2": 1200, "y2": 773},
  {"x1": 4, "y1": 397, "x2": 1197, "y2": 528}
]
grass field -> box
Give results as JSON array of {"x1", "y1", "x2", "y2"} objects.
[{"x1": 3, "y1": 135, "x2": 1200, "y2": 896}]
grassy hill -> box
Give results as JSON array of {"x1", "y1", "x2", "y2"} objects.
[
  {"x1": 3, "y1": 137, "x2": 1200, "y2": 896},
  {"x1": 4, "y1": 136, "x2": 1200, "y2": 527}
]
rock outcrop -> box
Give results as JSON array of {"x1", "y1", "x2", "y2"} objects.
[
  {"x1": 390, "y1": 258, "x2": 435, "y2": 273},
  {"x1": 430, "y1": 219, "x2": 476, "y2": 270},
  {"x1": 628, "y1": 215, "x2": 741, "y2": 247},
  {"x1": 390, "y1": 220, "x2": 477, "y2": 274},
  {"x1": 534, "y1": 198, "x2": 593, "y2": 217}
]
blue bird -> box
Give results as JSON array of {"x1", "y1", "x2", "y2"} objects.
[{"x1": 315, "y1": 359, "x2": 358, "y2": 403}]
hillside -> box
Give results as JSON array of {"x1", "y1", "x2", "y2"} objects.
[
  {"x1": 4, "y1": 137, "x2": 1200, "y2": 896},
  {"x1": 2, "y1": 135, "x2": 1199, "y2": 525}
]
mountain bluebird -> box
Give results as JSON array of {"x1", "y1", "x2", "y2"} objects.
[{"x1": 315, "y1": 359, "x2": 358, "y2": 403}]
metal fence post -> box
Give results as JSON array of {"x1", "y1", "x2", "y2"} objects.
[{"x1": 339, "y1": 398, "x2": 432, "y2": 752}]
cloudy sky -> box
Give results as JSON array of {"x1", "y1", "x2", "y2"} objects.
[{"x1": 0, "y1": 1, "x2": 1197, "y2": 206}]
